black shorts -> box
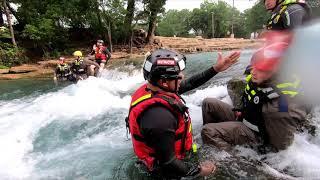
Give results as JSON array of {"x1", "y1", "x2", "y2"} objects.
[{"x1": 95, "y1": 59, "x2": 106, "y2": 64}]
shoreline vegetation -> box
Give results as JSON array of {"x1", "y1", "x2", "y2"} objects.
[{"x1": 0, "y1": 36, "x2": 260, "y2": 80}]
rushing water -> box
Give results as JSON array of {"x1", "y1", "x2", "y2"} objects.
[{"x1": 0, "y1": 50, "x2": 319, "y2": 180}]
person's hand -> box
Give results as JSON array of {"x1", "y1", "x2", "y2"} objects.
[
  {"x1": 213, "y1": 51, "x2": 241, "y2": 72},
  {"x1": 199, "y1": 160, "x2": 216, "y2": 177},
  {"x1": 53, "y1": 77, "x2": 58, "y2": 86}
]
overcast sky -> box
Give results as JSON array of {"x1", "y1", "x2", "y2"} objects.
[{"x1": 165, "y1": 0, "x2": 259, "y2": 12}]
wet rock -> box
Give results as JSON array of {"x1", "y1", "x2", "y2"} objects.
[
  {"x1": 9, "y1": 65, "x2": 38, "y2": 74},
  {"x1": 227, "y1": 77, "x2": 246, "y2": 109},
  {"x1": 0, "y1": 69, "x2": 9, "y2": 74}
]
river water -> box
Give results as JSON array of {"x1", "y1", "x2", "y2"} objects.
[{"x1": 1, "y1": 50, "x2": 320, "y2": 180}]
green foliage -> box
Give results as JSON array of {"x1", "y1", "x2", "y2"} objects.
[
  {"x1": 2, "y1": 0, "x2": 271, "y2": 64},
  {"x1": 0, "y1": 27, "x2": 11, "y2": 39},
  {"x1": 157, "y1": 9, "x2": 191, "y2": 37},
  {"x1": 157, "y1": 0, "x2": 270, "y2": 38},
  {"x1": 0, "y1": 42, "x2": 28, "y2": 67},
  {"x1": 243, "y1": 0, "x2": 270, "y2": 33},
  {"x1": 0, "y1": 65, "x2": 9, "y2": 69}
]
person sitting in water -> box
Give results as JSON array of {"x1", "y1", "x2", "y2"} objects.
[
  {"x1": 126, "y1": 49, "x2": 240, "y2": 179},
  {"x1": 70, "y1": 51, "x2": 100, "y2": 80},
  {"x1": 201, "y1": 41, "x2": 309, "y2": 152},
  {"x1": 53, "y1": 57, "x2": 76, "y2": 85},
  {"x1": 89, "y1": 39, "x2": 111, "y2": 76}
]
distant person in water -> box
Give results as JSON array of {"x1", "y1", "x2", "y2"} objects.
[
  {"x1": 70, "y1": 51, "x2": 100, "y2": 79},
  {"x1": 53, "y1": 57, "x2": 76, "y2": 85},
  {"x1": 89, "y1": 39, "x2": 111, "y2": 76}
]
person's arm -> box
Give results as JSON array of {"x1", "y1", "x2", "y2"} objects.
[
  {"x1": 139, "y1": 106, "x2": 201, "y2": 177},
  {"x1": 84, "y1": 59, "x2": 100, "y2": 68},
  {"x1": 282, "y1": 4, "x2": 308, "y2": 29},
  {"x1": 103, "y1": 48, "x2": 112, "y2": 61},
  {"x1": 90, "y1": 44, "x2": 96, "y2": 55},
  {"x1": 53, "y1": 68, "x2": 59, "y2": 85},
  {"x1": 179, "y1": 51, "x2": 241, "y2": 94},
  {"x1": 179, "y1": 67, "x2": 218, "y2": 94}
]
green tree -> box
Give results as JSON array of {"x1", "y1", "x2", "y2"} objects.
[
  {"x1": 143, "y1": 0, "x2": 166, "y2": 44},
  {"x1": 157, "y1": 9, "x2": 191, "y2": 37},
  {"x1": 244, "y1": 0, "x2": 270, "y2": 33},
  {"x1": 2, "y1": 0, "x2": 17, "y2": 47},
  {"x1": 189, "y1": 8, "x2": 208, "y2": 36}
]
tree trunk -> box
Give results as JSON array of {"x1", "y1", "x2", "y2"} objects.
[
  {"x1": 0, "y1": 7, "x2": 4, "y2": 26},
  {"x1": 107, "y1": 21, "x2": 112, "y2": 53},
  {"x1": 3, "y1": 0, "x2": 17, "y2": 47},
  {"x1": 124, "y1": 0, "x2": 135, "y2": 43},
  {"x1": 146, "y1": 10, "x2": 157, "y2": 44},
  {"x1": 129, "y1": 30, "x2": 133, "y2": 54}
]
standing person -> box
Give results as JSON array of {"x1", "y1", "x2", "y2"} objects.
[
  {"x1": 201, "y1": 42, "x2": 309, "y2": 152},
  {"x1": 70, "y1": 51, "x2": 100, "y2": 79},
  {"x1": 53, "y1": 57, "x2": 75, "y2": 85},
  {"x1": 265, "y1": 0, "x2": 311, "y2": 30},
  {"x1": 90, "y1": 39, "x2": 111, "y2": 75},
  {"x1": 126, "y1": 49, "x2": 241, "y2": 179}
]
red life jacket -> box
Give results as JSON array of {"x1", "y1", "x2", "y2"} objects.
[
  {"x1": 128, "y1": 84, "x2": 193, "y2": 171},
  {"x1": 95, "y1": 45, "x2": 107, "y2": 60}
]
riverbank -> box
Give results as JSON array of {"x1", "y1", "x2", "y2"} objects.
[{"x1": 0, "y1": 37, "x2": 260, "y2": 80}]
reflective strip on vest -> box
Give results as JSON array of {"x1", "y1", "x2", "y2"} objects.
[
  {"x1": 267, "y1": 92, "x2": 280, "y2": 99},
  {"x1": 276, "y1": 75, "x2": 300, "y2": 97},
  {"x1": 131, "y1": 94, "x2": 152, "y2": 106},
  {"x1": 281, "y1": 90, "x2": 298, "y2": 97},
  {"x1": 251, "y1": 90, "x2": 256, "y2": 96},
  {"x1": 192, "y1": 143, "x2": 197, "y2": 153},
  {"x1": 243, "y1": 119, "x2": 260, "y2": 132}
]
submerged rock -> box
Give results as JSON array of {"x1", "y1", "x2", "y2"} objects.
[{"x1": 227, "y1": 77, "x2": 246, "y2": 109}]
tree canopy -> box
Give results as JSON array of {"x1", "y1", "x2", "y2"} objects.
[{"x1": 0, "y1": 0, "x2": 271, "y2": 64}]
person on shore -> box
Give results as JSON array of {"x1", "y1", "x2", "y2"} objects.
[
  {"x1": 90, "y1": 39, "x2": 111, "y2": 76},
  {"x1": 70, "y1": 51, "x2": 100, "y2": 80},
  {"x1": 201, "y1": 42, "x2": 309, "y2": 152},
  {"x1": 264, "y1": 0, "x2": 311, "y2": 30},
  {"x1": 53, "y1": 57, "x2": 75, "y2": 85},
  {"x1": 126, "y1": 49, "x2": 240, "y2": 179}
]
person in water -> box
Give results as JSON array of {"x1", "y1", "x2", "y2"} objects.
[
  {"x1": 201, "y1": 41, "x2": 309, "y2": 152},
  {"x1": 89, "y1": 39, "x2": 111, "y2": 76},
  {"x1": 126, "y1": 49, "x2": 240, "y2": 179},
  {"x1": 70, "y1": 51, "x2": 100, "y2": 80},
  {"x1": 53, "y1": 57, "x2": 76, "y2": 85}
]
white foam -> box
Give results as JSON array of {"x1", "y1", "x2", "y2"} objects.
[{"x1": 0, "y1": 69, "x2": 143, "y2": 179}]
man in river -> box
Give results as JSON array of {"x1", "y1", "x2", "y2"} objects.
[
  {"x1": 89, "y1": 39, "x2": 111, "y2": 76},
  {"x1": 264, "y1": 0, "x2": 311, "y2": 30},
  {"x1": 70, "y1": 51, "x2": 100, "y2": 79},
  {"x1": 53, "y1": 57, "x2": 76, "y2": 85},
  {"x1": 201, "y1": 42, "x2": 309, "y2": 152},
  {"x1": 126, "y1": 49, "x2": 240, "y2": 179}
]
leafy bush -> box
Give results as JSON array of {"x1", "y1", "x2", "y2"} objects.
[{"x1": 0, "y1": 43, "x2": 29, "y2": 67}]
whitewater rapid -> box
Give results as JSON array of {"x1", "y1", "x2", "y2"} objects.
[{"x1": 0, "y1": 65, "x2": 319, "y2": 179}]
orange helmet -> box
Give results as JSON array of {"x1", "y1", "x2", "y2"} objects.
[{"x1": 251, "y1": 42, "x2": 289, "y2": 71}]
